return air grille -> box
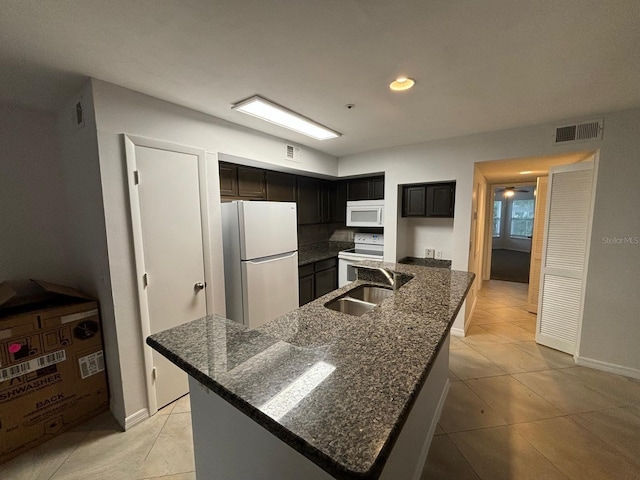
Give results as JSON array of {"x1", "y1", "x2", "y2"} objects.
[
  {"x1": 554, "y1": 119, "x2": 603, "y2": 144},
  {"x1": 285, "y1": 144, "x2": 301, "y2": 162}
]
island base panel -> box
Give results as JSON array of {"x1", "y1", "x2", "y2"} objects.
[{"x1": 188, "y1": 335, "x2": 450, "y2": 480}]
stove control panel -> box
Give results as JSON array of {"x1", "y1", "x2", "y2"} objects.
[{"x1": 354, "y1": 233, "x2": 384, "y2": 246}]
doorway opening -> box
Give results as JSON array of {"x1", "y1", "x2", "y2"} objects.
[
  {"x1": 465, "y1": 150, "x2": 595, "y2": 334},
  {"x1": 489, "y1": 183, "x2": 536, "y2": 284}
]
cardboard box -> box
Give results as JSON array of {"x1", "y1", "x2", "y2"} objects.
[{"x1": 0, "y1": 280, "x2": 108, "y2": 464}]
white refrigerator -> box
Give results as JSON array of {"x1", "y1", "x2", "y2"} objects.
[{"x1": 221, "y1": 201, "x2": 299, "y2": 329}]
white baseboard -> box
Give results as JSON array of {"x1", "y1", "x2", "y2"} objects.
[
  {"x1": 466, "y1": 295, "x2": 477, "y2": 330},
  {"x1": 411, "y1": 379, "x2": 450, "y2": 480},
  {"x1": 124, "y1": 408, "x2": 150, "y2": 430},
  {"x1": 450, "y1": 327, "x2": 465, "y2": 337},
  {"x1": 574, "y1": 356, "x2": 640, "y2": 380}
]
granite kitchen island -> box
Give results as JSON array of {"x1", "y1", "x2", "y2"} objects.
[{"x1": 148, "y1": 262, "x2": 474, "y2": 480}]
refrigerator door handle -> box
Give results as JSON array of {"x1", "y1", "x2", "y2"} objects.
[{"x1": 246, "y1": 251, "x2": 297, "y2": 265}]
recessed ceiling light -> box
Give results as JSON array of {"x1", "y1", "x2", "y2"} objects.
[
  {"x1": 389, "y1": 77, "x2": 416, "y2": 91},
  {"x1": 231, "y1": 95, "x2": 341, "y2": 140},
  {"x1": 519, "y1": 170, "x2": 533, "y2": 175}
]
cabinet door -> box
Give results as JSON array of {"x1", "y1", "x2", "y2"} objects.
[
  {"x1": 333, "y1": 181, "x2": 347, "y2": 223},
  {"x1": 320, "y1": 181, "x2": 332, "y2": 223},
  {"x1": 298, "y1": 274, "x2": 315, "y2": 306},
  {"x1": 297, "y1": 176, "x2": 322, "y2": 224},
  {"x1": 219, "y1": 163, "x2": 238, "y2": 197},
  {"x1": 427, "y1": 183, "x2": 455, "y2": 217},
  {"x1": 237, "y1": 166, "x2": 265, "y2": 198},
  {"x1": 315, "y1": 267, "x2": 337, "y2": 298},
  {"x1": 402, "y1": 185, "x2": 427, "y2": 216},
  {"x1": 371, "y1": 177, "x2": 385, "y2": 200},
  {"x1": 347, "y1": 178, "x2": 371, "y2": 201},
  {"x1": 266, "y1": 171, "x2": 296, "y2": 202}
]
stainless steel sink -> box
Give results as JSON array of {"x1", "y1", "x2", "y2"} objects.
[
  {"x1": 324, "y1": 284, "x2": 393, "y2": 317},
  {"x1": 324, "y1": 297, "x2": 377, "y2": 316},
  {"x1": 346, "y1": 285, "x2": 393, "y2": 304}
]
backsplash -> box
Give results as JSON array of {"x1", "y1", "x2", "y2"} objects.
[{"x1": 298, "y1": 223, "x2": 356, "y2": 245}]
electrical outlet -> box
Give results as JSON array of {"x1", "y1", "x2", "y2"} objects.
[
  {"x1": 435, "y1": 250, "x2": 443, "y2": 259},
  {"x1": 425, "y1": 248, "x2": 435, "y2": 259}
]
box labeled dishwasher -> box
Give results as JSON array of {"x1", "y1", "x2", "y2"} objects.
[{"x1": 0, "y1": 280, "x2": 108, "y2": 464}]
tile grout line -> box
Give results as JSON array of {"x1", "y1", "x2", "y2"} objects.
[
  {"x1": 46, "y1": 420, "x2": 101, "y2": 480},
  {"x1": 142, "y1": 413, "x2": 171, "y2": 462}
]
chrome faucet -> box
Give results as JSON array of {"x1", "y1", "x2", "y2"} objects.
[{"x1": 354, "y1": 263, "x2": 400, "y2": 290}]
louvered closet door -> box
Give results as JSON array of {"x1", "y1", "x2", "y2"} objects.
[
  {"x1": 527, "y1": 176, "x2": 548, "y2": 313},
  {"x1": 536, "y1": 161, "x2": 595, "y2": 354}
]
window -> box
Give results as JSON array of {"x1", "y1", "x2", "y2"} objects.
[
  {"x1": 493, "y1": 200, "x2": 502, "y2": 237},
  {"x1": 510, "y1": 199, "x2": 534, "y2": 237}
]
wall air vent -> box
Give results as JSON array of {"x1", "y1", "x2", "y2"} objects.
[
  {"x1": 554, "y1": 119, "x2": 603, "y2": 144},
  {"x1": 285, "y1": 144, "x2": 302, "y2": 162}
]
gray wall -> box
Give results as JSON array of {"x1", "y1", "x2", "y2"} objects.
[
  {"x1": 0, "y1": 103, "x2": 74, "y2": 284},
  {"x1": 340, "y1": 108, "x2": 640, "y2": 376}
]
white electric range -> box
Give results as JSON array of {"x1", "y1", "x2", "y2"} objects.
[{"x1": 338, "y1": 233, "x2": 384, "y2": 287}]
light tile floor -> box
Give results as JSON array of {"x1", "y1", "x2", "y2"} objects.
[
  {"x1": 3, "y1": 280, "x2": 640, "y2": 479},
  {"x1": 2, "y1": 394, "x2": 196, "y2": 480},
  {"x1": 423, "y1": 280, "x2": 640, "y2": 480}
]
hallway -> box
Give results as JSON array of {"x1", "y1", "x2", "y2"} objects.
[{"x1": 423, "y1": 280, "x2": 640, "y2": 479}]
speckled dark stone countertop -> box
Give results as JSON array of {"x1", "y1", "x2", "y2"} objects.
[
  {"x1": 298, "y1": 241, "x2": 354, "y2": 266},
  {"x1": 147, "y1": 262, "x2": 474, "y2": 480},
  {"x1": 398, "y1": 257, "x2": 452, "y2": 268}
]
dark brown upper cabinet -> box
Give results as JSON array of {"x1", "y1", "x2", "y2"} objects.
[
  {"x1": 331, "y1": 181, "x2": 347, "y2": 223},
  {"x1": 296, "y1": 176, "x2": 322, "y2": 225},
  {"x1": 402, "y1": 185, "x2": 427, "y2": 216},
  {"x1": 265, "y1": 171, "x2": 296, "y2": 202},
  {"x1": 218, "y1": 161, "x2": 345, "y2": 225},
  {"x1": 219, "y1": 163, "x2": 238, "y2": 197},
  {"x1": 237, "y1": 166, "x2": 265, "y2": 198},
  {"x1": 347, "y1": 176, "x2": 385, "y2": 201},
  {"x1": 427, "y1": 182, "x2": 456, "y2": 217},
  {"x1": 401, "y1": 182, "x2": 456, "y2": 218},
  {"x1": 219, "y1": 162, "x2": 265, "y2": 200}
]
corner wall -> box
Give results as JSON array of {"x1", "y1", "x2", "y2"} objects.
[
  {"x1": 55, "y1": 83, "x2": 126, "y2": 422},
  {"x1": 339, "y1": 108, "x2": 640, "y2": 375}
]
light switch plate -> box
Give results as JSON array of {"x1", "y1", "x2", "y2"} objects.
[{"x1": 435, "y1": 250, "x2": 443, "y2": 259}]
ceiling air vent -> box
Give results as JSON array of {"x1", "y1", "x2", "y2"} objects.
[
  {"x1": 554, "y1": 119, "x2": 603, "y2": 144},
  {"x1": 285, "y1": 144, "x2": 301, "y2": 162}
]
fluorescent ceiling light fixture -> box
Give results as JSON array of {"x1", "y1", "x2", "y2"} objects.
[
  {"x1": 389, "y1": 77, "x2": 416, "y2": 91},
  {"x1": 231, "y1": 95, "x2": 341, "y2": 140}
]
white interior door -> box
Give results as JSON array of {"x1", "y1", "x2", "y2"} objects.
[
  {"x1": 536, "y1": 161, "x2": 595, "y2": 354},
  {"x1": 126, "y1": 137, "x2": 209, "y2": 412},
  {"x1": 527, "y1": 176, "x2": 549, "y2": 313}
]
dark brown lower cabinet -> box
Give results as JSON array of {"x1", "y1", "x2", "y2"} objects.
[
  {"x1": 315, "y1": 266, "x2": 337, "y2": 298},
  {"x1": 298, "y1": 274, "x2": 315, "y2": 306},
  {"x1": 298, "y1": 258, "x2": 338, "y2": 306}
]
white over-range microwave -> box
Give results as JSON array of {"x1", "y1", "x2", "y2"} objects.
[{"x1": 346, "y1": 200, "x2": 385, "y2": 227}]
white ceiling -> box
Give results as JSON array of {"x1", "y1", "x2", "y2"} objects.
[{"x1": 1, "y1": 0, "x2": 639, "y2": 157}]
